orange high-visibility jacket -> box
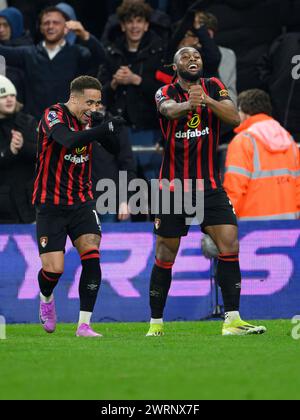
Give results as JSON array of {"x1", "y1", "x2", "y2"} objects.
[{"x1": 224, "y1": 114, "x2": 300, "y2": 220}]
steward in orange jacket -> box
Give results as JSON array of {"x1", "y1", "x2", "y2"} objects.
[{"x1": 224, "y1": 89, "x2": 300, "y2": 221}]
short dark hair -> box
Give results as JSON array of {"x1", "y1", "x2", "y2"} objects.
[
  {"x1": 238, "y1": 89, "x2": 273, "y2": 116},
  {"x1": 39, "y1": 6, "x2": 69, "y2": 25},
  {"x1": 117, "y1": 1, "x2": 152, "y2": 23},
  {"x1": 71, "y1": 76, "x2": 102, "y2": 94}
]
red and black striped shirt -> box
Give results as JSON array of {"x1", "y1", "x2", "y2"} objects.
[
  {"x1": 155, "y1": 78, "x2": 231, "y2": 191},
  {"x1": 33, "y1": 103, "x2": 93, "y2": 206}
]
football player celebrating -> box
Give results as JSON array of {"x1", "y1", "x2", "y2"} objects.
[
  {"x1": 147, "y1": 48, "x2": 267, "y2": 336},
  {"x1": 33, "y1": 76, "x2": 124, "y2": 337}
]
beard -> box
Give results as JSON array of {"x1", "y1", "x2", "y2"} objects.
[{"x1": 177, "y1": 68, "x2": 203, "y2": 82}]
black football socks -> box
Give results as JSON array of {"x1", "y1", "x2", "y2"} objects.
[
  {"x1": 150, "y1": 258, "x2": 174, "y2": 319},
  {"x1": 38, "y1": 269, "x2": 62, "y2": 299},
  {"x1": 79, "y1": 249, "x2": 102, "y2": 312},
  {"x1": 217, "y1": 254, "x2": 241, "y2": 312}
]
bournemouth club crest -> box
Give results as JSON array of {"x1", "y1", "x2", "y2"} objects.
[
  {"x1": 40, "y1": 237, "x2": 48, "y2": 249},
  {"x1": 154, "y1": 218, "x2": 161, "y2": 230}
]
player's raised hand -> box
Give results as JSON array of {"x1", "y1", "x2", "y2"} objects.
[{"x1": 188, "y1": 85, "x2": 207, "y2": 108}]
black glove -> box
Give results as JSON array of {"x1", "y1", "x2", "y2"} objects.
[
  {"x1": 106, "y1": 116, "x2": 126, "y2": 136},
  {"x1": 91, "y1": 111, "x2": 105, "y2": 128},
  {"x1": 97, "y1": 116, "x2": 126, "y2": 137},
  {"x1": 96, "y1": 117, "x2": 126, "y2": 155}
]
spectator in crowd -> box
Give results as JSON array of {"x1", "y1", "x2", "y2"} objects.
[
  {"x1": 224, "y1": 89, "x2": 300, "y2": 221},
  {"x1": 0, "y1": 7, "x2": 33, "y2": 103},
  {"x1": 167, "y1": 0, "x2": 221, "y2": 78},
  {"x1": 155, "y1": 1, "x2": 221, "y2": 86},
  {"x1": 0, "y1": 6, "x2": 105, "y2": 119},
  {"x1": 8, "y1": 0, "x2": 110, "y2": 40},
  {"x1": 0, "y1": 76, "x2": 37, "y2": 224},
  {"x1": 98, "y1": 1, "x2": 165, "y2": 181},
  {"x1": 92, "y1": 105, "x2": 137, "y2": 223},
  {"x1": 101, "y1": 0, "x2": 171, "y2": 45},
  {"x1": 0, "y1": 7, "x2": 32, "y2": 44},
  {"x1": 56, "y1": 2, "x2": 77, "y2": 45},
  {"x1": 258, "y1": 32, "x2": 300, "y2": 142},
  {"x1": 199, "y1": 11, "x2": 237, "y2": 104}
]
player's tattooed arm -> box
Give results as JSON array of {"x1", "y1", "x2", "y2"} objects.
[
  {"x1": 205, "y1": 98, "x2": 241, "y2": 127},
  {"x1": 159, "y1": 99, "x2": 193, "y2": 120}
]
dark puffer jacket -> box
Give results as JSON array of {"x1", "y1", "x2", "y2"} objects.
[
  {"x1": 98, "y1": 31, "x2": 166, "y2": 130},
  {"x1": 0, "y1": 105, "x2": 37, "y2": 223}
]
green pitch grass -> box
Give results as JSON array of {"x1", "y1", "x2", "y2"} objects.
[{"x1": 0, "y1": 321, "x2": 299, "y2": 400}]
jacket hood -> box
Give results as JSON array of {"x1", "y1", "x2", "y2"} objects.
[
  {"x1": 56, "y1": 2, "x2": 77, "y2": 21},
  {"x1": 56, "y1": 3, "x2": 77, "y2": 45},
  {"x1": 0, "y1": 7, "x2": 24, "y2": 39},
  {"x1": 235, "y1": 114, "x2": 293, "y2": 152}
]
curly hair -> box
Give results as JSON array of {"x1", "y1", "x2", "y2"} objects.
[
  {"x1": 238, "y1": 89, "x2": 273, "y2": 116},
  {"x1": 117, "y1": 1, "x2": 153, "y2": 23}
]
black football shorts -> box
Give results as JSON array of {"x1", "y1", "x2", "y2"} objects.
[
  {"x1": 154, "y1": 188, "x2": 237, "y2": 238},
  {"x1": 36, "y1": 201, "x2": 102, "y2": 255}
]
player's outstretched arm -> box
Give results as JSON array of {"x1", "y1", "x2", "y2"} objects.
[
  {"x1": 51, "y1": 117, "x2": 124, "y2": 154},
  {"x1": 159, "y1": 99, "x2": 193, "y2": 120}
]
